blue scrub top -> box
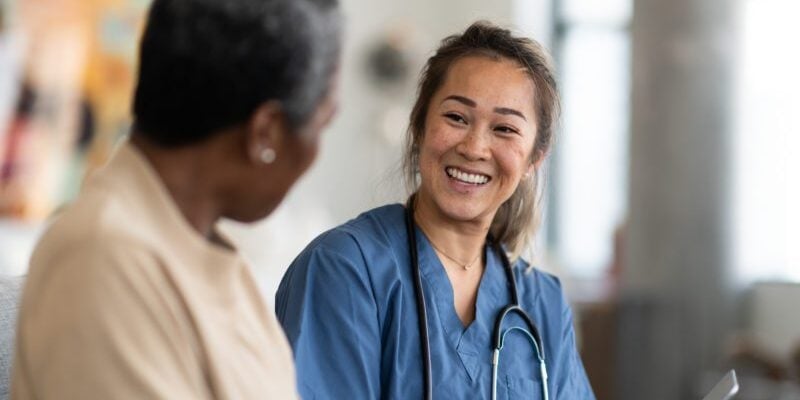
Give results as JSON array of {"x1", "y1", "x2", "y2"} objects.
[{"x1": 276, "y1": 204, "x2": 595, "y2": 399}]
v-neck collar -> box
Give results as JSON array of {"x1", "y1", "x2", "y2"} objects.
[{"x1": 414, "y1": 226, "x2": 510, "y2": 382}]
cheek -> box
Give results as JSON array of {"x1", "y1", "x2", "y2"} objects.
[
  {"x1": 497, "y1": 145, "x2": 533, "y2": 180},
  {"x1": 418, "y1": 134, "x2": 441, "y2": 168},
  {"x1": 421, "y1": 124, "x2": 459, "y2": 161},
  {"x1": 417, "y1": 143, "x2": 438, "y2": 181}
]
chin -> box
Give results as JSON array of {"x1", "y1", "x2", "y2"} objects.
[
  {"x1": 228, "y1": 203, "x2": 280, "y2": 224},
  {"x1": 437, "y1": 196, "x2": 493, "y2": 223}
]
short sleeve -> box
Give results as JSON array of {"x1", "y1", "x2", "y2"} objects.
[
  {"x1": 552, "y1": 285, "x2": 597, "y2": 399},
  {"x1": 276, "y1": 233, "x2": 382, "y2": 400}
]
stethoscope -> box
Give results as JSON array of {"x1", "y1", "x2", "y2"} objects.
[{"x1": 404, "y1": 197, "x2": 550, "y2": 400}]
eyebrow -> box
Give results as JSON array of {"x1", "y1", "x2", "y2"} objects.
[{"x1": 442, "y1": 95, "x2": 527, "y2": 121}]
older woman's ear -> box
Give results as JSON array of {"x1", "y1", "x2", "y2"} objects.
[{"x1": 245, "y1": 101, "x2": 289, "y2": 165}]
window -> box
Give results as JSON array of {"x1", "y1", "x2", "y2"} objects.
[
  {"x1": 546, "y1": 0, "x2": 632, "y2": 278},
  {"x1": 733, "y1": 0, "x2": 800, "y2": 282}
]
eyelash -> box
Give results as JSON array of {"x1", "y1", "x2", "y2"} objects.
[
  {"x1": 442, "y1": 113, "x2": 520, "y2": 136},
  {"x1": 444, "y1": 113, "x2": 466, "y2": 124},
  {"x1": 494, "y1": 125, "x2": 519, "y2": 135}
]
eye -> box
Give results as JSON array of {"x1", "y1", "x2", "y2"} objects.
[
  {"x1": 494, "y1": 125, "x2": 520, "y2": 135},
  {"x1": 443, "y1": 112, "x2": 467, "y2": 125}
]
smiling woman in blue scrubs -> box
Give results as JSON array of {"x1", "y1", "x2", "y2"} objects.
[{"x1": 276, "y1": 21, "x2": 596, "y2": 399}]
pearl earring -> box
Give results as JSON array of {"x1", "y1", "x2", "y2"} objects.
[{"x1": 259, "y1": 148, "x2": 276, "y2": 164}]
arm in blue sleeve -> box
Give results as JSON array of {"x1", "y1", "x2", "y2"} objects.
[
  {"x1": 276, "y1": 235, "x2": 381, "y2": 400},
  {"x1": 552, "y1": 290, "x2": 597, "y2": 400}
]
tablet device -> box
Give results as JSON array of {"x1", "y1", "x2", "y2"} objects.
[{"x1": 702, "y1": 370, "x2": 739, "y2": 400}]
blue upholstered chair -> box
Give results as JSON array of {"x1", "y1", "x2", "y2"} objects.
[{"x1": 0, "y1": 275, "x2": 23, "y2": 400}]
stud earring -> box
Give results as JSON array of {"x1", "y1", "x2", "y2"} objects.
[{"x1": 259, "y1": 148, "x2": 276, "y2": 164}]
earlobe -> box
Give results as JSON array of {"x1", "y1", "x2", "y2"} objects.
[
  {"x1": 259, "y1": 148, "x2": 277, "y2": 164},
  {"x1": 245, "y1": 101, "x2": 286, "y2": 165},
  {"x1": 523, "y1": 163, "x2": 535, "y2": 179},
  {"x1": 523, "y1": 151, "x2": 546, "y2": 179}
]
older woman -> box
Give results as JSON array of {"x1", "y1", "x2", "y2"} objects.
[
  {"x1": 11, "y1": 0, "x2": 340, "y2": 398},
  {"x1": 276, "y1": 22, "x2": 595, "y2": 399}
]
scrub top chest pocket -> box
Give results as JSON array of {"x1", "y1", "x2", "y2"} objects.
[{"x1": 505, "y1": 374, "x2": 544, "y2": 400}]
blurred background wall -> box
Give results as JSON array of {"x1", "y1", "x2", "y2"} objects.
[{"x1": 0, "y1": 0, "x2": 797, "y2": 398}]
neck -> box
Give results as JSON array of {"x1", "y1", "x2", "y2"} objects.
[
  {"x1": 131, "y1": 134, "x2": 224, "y2": 239},
  {"x1": 412, "y1": 191, "x2": 491, "y2": 266}
]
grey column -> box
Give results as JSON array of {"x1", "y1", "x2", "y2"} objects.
[{"x1": 617, "y1": 0, "x2": 738, "y2": 398}]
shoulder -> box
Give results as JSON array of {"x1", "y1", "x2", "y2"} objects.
[
  {"x1": 512, "y1": 258, "x2": 569, "y2": 310},
  {"x1": 25, "y1": 191, "x2": 167, "y2": 314},
  {"x1": 18, "y1": 232, "x2": 177, "y2": 360},
  {"x1": 34, "y1": 183, "x2": 155, "y2": 266},
  {"x1": 332, "y1": 203, "x2": 406, "y2": 247},
  {"x1": 29, "y1": 227, "x2": 153, "y2": 295},
  {"x1": 298, "y1": 203, "x2": 406, "y2": 262},
  {"x1": 25, "y1": 232, "x2": 162, "y2": 310},
  {"x1": 276, "y1": 204, "x2": 407, "y2": 306}
]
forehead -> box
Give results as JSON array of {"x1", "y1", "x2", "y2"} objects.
[{"x1": 435, "y1": 55, "x2": 537, "y2": 115}]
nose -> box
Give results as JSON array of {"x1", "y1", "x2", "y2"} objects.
[{"x1": 456, "y1": 127, "x2": 491, "y2": 161}]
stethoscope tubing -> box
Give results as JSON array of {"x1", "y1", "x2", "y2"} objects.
[
  {"x1": 405, "y1": 197, "x2": 549, "y2": 400},
  {"x1": 405, "y1": 200, "x2": 433, "y2": 400}
]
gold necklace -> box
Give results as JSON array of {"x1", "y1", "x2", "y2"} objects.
[{"x1": 428, "y1": 239, "x2": 482, "y2": 271}]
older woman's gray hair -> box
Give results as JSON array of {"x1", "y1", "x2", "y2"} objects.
[{"x1": 133, "y1": 0, "x2": 343, "y2": 147}]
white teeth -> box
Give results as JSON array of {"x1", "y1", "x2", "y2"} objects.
[{"x1": 446, "y1": 167, "x2": 489, "y2": 185}]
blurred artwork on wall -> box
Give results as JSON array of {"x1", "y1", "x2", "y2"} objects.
[
  {"x1": 0, "y1": 0, "x2": 148, "y2": 221},
  {"x1": 362, "y1": 23, "x2": 425, "y2": 146}
]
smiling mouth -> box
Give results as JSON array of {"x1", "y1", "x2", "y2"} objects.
[{"x1": 445, "y1": 167, "x2": 491, "y2": 185}]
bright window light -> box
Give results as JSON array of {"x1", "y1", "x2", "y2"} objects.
[
  {"x1": 734, "y1": 0, "x2": 800, "y2": 282},
  {"x1": 556, "y1": 27, "x2": 630, "y2": 278}
]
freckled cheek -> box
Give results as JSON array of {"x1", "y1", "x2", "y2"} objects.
[
  {"x1": 421, "y1": 128, "x2": 458, "y2": 159},
  {"x1": 494, "y1": 147, "x2": 531, "y2": 182},
  {"x1": 418, "y1": 142, "x2": 444, "y2": 181}
]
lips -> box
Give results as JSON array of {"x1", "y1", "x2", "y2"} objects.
[{"x1": 445, "y1": 167, "x2": 491, "y2": 185}]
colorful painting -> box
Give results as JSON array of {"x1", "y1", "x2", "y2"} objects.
[{"x1": 0, "y1": 0, "x2": 148, "y2": 220}]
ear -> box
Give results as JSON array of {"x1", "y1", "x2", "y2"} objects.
[
  {"x1": 524, "y1": 162, "x2": 536, "y2": 179},
  {"x1": 244, "y1": 101, "x2": 289, "y2": 165},
  {"x1": 526, "y1": 148, "x2": 547, "y2": 177}
]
